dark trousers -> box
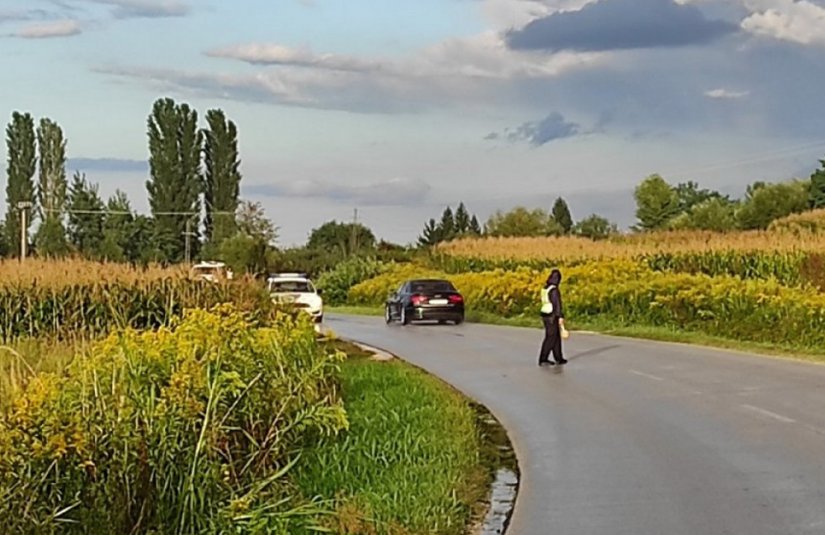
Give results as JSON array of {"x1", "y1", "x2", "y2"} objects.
[{"x1": 539, "y1": 315, "x2": 563, "y2": 363}]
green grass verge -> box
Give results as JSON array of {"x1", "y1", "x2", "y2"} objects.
[
  {"x1": 293, "y1": 340, "x2": 489, "y2": 535},
  {"x1": 329, "y1": 306, "x2": 825, "y2": 364}
]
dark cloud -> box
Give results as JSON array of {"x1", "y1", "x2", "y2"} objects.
[
  {"x1": 244, "y1": 178, "x2": 432, "y2": 207},
  {"x1": 506, "y1": 0, "x2": 737, "y2": 52},
  {"x1": 104, "y1": 0, "x2": 189, "y2": 19},
  {"x1": 502, "y1": 34, "x2": 825, "y2": 141},
  {"x1": 489, "y1": 112, "x2": 580, "y2": 146},
  {"x1": 60, "y1": 0, "x2": 190, "y2": 19},
  {"x1": 68, "y1": 157, "x2": 148, "y2": 173}
]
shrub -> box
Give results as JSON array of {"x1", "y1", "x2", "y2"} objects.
[
  {"x1": 349, "y1": 261, "x2": 825, "y2": 350},
  {"x1": 0, "y1": 306, "x2": 348, "y2": 534},
  {"x1": 315, "y1": 257, "x2": 389, "y2": 306}
]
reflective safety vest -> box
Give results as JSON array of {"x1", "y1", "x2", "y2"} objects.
[{"x1": 540, "y1": 285, "x2": 556, "y2": 315}]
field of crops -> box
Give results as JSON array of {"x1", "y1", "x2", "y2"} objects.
[
  {"x1": 438, "y1": 216, "x2": 825, "y2": 264},
  {"x1": 0, "y1": 259, "x2": 276, "y2": 343},
  {"x1": 429, "y1": 220, "x2": 825, "y2": 291},
  {"x1": 0, "y1": 259, "x2": 490, "y2": 534},
  {"x1": 344, "y1": 219, "x2": 825, "y2": 356}
]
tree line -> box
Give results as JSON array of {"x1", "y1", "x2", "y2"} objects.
[
  {"x1": 3, "y1": 99, "x2": 276, "y2": 268},
  {"x1": 417, "y1": 197, "x2": 618, "y2": 245},
  {"x1": 415, "y1": 157, "x2": 825, "y2": 246},
  {"x1": 634, "y1": 164, "x2": 825, "y2": 232}
]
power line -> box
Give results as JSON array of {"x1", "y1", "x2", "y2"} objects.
[
  {"x1": 665, "y1": 139, "x2": 825, "y2": 178},
  {"x1": 41, "y1": 208, "x2": 238, "y2": 216},
  {"x1": 425, "y1": 138, "x2": 825, "y2": 210}
]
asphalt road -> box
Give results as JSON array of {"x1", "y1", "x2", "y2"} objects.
[{"x1": 325, "y1": 314, "x2": 825, "y2": 535}]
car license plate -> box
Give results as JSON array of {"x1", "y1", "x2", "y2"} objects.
[{"x1": 430, "y1": 298, "x2": 448, "y2": 305}]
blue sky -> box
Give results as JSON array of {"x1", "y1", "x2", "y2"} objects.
[{"x1": 2, "y1": 0, "x2": 825, "y2": 246}]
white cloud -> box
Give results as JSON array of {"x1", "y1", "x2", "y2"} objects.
[
  {"x1": 412, "y1": 31, "x2": 604, "y2": 79},
  {"x1": 741, "y1": 0, "x2": 825, "y2": 45},
  {"x1": 110, "y1": 31, "x2": 605, "y2": 113},
  {"x1": 209, "y1": 32, "x2": 603, "y2": 81},
  {"x1": 705, "y1": 88, "x2": 750, "y2": 99},
  {"x1": 479, "y1": 0, "x2": 596, "y2": 29},
  {"x1": 207, "y1": 44, "x2": 385, "y2": 73},
  {"x1": 245, "y1": 177, "x2": 432, "y2": 206},
  {"x1": 15, "y1": 19, "x2": 82, "y2": 38},
  {"x1": 67, "y1": 0, "x2": 190, "y2": 19},
  {"x1": 215, "y1": 30, "x2": 603, "y2": 78}
]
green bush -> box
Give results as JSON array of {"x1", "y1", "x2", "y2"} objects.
[
  {"x1": 315, "y1": 257, "x2": 389, "y2": 305},
  {"x1": 0, "y1": 306, "x2": 348, "y2": 534}
]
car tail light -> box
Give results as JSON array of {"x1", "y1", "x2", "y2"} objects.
[
  {"x1": 448, "y1": 294, "x2": 464, "y2": 304},
  {"x1": 411, "y1": 294, "x2": 428, "y2": 305}
]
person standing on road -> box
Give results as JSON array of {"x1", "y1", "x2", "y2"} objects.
[{"x1": 538, "y1": 269, "x2": 568, "y2": 366}]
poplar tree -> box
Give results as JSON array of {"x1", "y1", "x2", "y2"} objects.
[
  {"x1": 4, "y1": 112, "x2": 36, "y2": 257},
  {"x1": 35, "y1": 118, "x2": 69, "y2": 256},
  {"x1": 203, "y1": 109, "x2": 242, "y2": 247},
  {"x1": 146, "y1": 98, "x2": 203, "y2": 262}
]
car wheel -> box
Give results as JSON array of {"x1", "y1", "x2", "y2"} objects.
[
  {"x1": 401, "y1": 306, "x2": 410, "y2": 325},
  {"x1": 454, "y1": 316, "x2": 464, "y2": 325},
  {"x1": 384, "y1": 305, "x2": 392, "y2": 324}
]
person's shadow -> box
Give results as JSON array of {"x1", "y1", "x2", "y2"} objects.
[{"x1": 568, "y1": 344, "x2": 621, "y2": 361}]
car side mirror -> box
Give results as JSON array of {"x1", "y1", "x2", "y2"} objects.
[{"x1": 317, "y1": 289, "x2": 324, "y2": 296}]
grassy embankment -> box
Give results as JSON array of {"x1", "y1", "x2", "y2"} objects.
[{"x1": 296, "y1": 339, "x2": 512, "y2": 535}]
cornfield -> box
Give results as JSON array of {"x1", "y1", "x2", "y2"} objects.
[
  {"x1": 437, "y1": 229, "x2": 825, "y2": 264},
  {"x1": 768, "y1": 208, "x2": 825, "y2": 234},
  {"x1": 433, "y1": 227, "x2": 825, "y2": 286},
  {"x1": 0, "y1": 258, "x2": 188, "y2": 286},
  {"x1": 0, "y1": 259, "x2": 275, "y2": 342},
  {"x1": 348, "y1": 261, "x2": 825, "y2": 350}
]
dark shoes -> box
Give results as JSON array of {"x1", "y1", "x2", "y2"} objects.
[{"x1": 539, "y1": 358, "x2": 567, "y2": 367}]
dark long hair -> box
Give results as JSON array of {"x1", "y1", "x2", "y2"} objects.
[{"x1": 545, "y1": 269, "x2": 562, "y2": 288}]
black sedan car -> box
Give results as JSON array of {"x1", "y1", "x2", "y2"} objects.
[{"x1": 385, "y1": 278, "x2": 465, "y2": 325}]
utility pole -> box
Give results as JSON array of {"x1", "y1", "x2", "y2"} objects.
[
  {"x1": 350, "y1": 207, "x2": 358, "y2": 257},
  {"x1": 183, "y1": 218, "x2": 197, "y2": 265},
  {"x1": 17, "y1": 201, "x2": 32, "y2": 260}
]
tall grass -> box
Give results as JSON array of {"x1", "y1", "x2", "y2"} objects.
[
  {"x1": 294, "y1": 345, "x2": 485, "y2": 535},
  {"x1": 0, "y1": 306, "x2": 348, "y2": 534}
]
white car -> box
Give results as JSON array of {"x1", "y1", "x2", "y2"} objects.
[
  {"x1": 192, "y1": 261, "x2": 234, "y2": 282},
  {"x1": 267, "y1": 273, "x2": 324, "y2": 323}
]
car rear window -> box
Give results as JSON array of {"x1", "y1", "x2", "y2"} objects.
[
  {"x1": 270, "y1": 280, "x2": 313, "y2": 293},
  {"x1": 411, "y1": 281, "x2": 456, "y2": 293}
]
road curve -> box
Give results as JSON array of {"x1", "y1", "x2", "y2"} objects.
[{"x1": 325, "y1": 314, "x2": 825, "y2": 535}]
